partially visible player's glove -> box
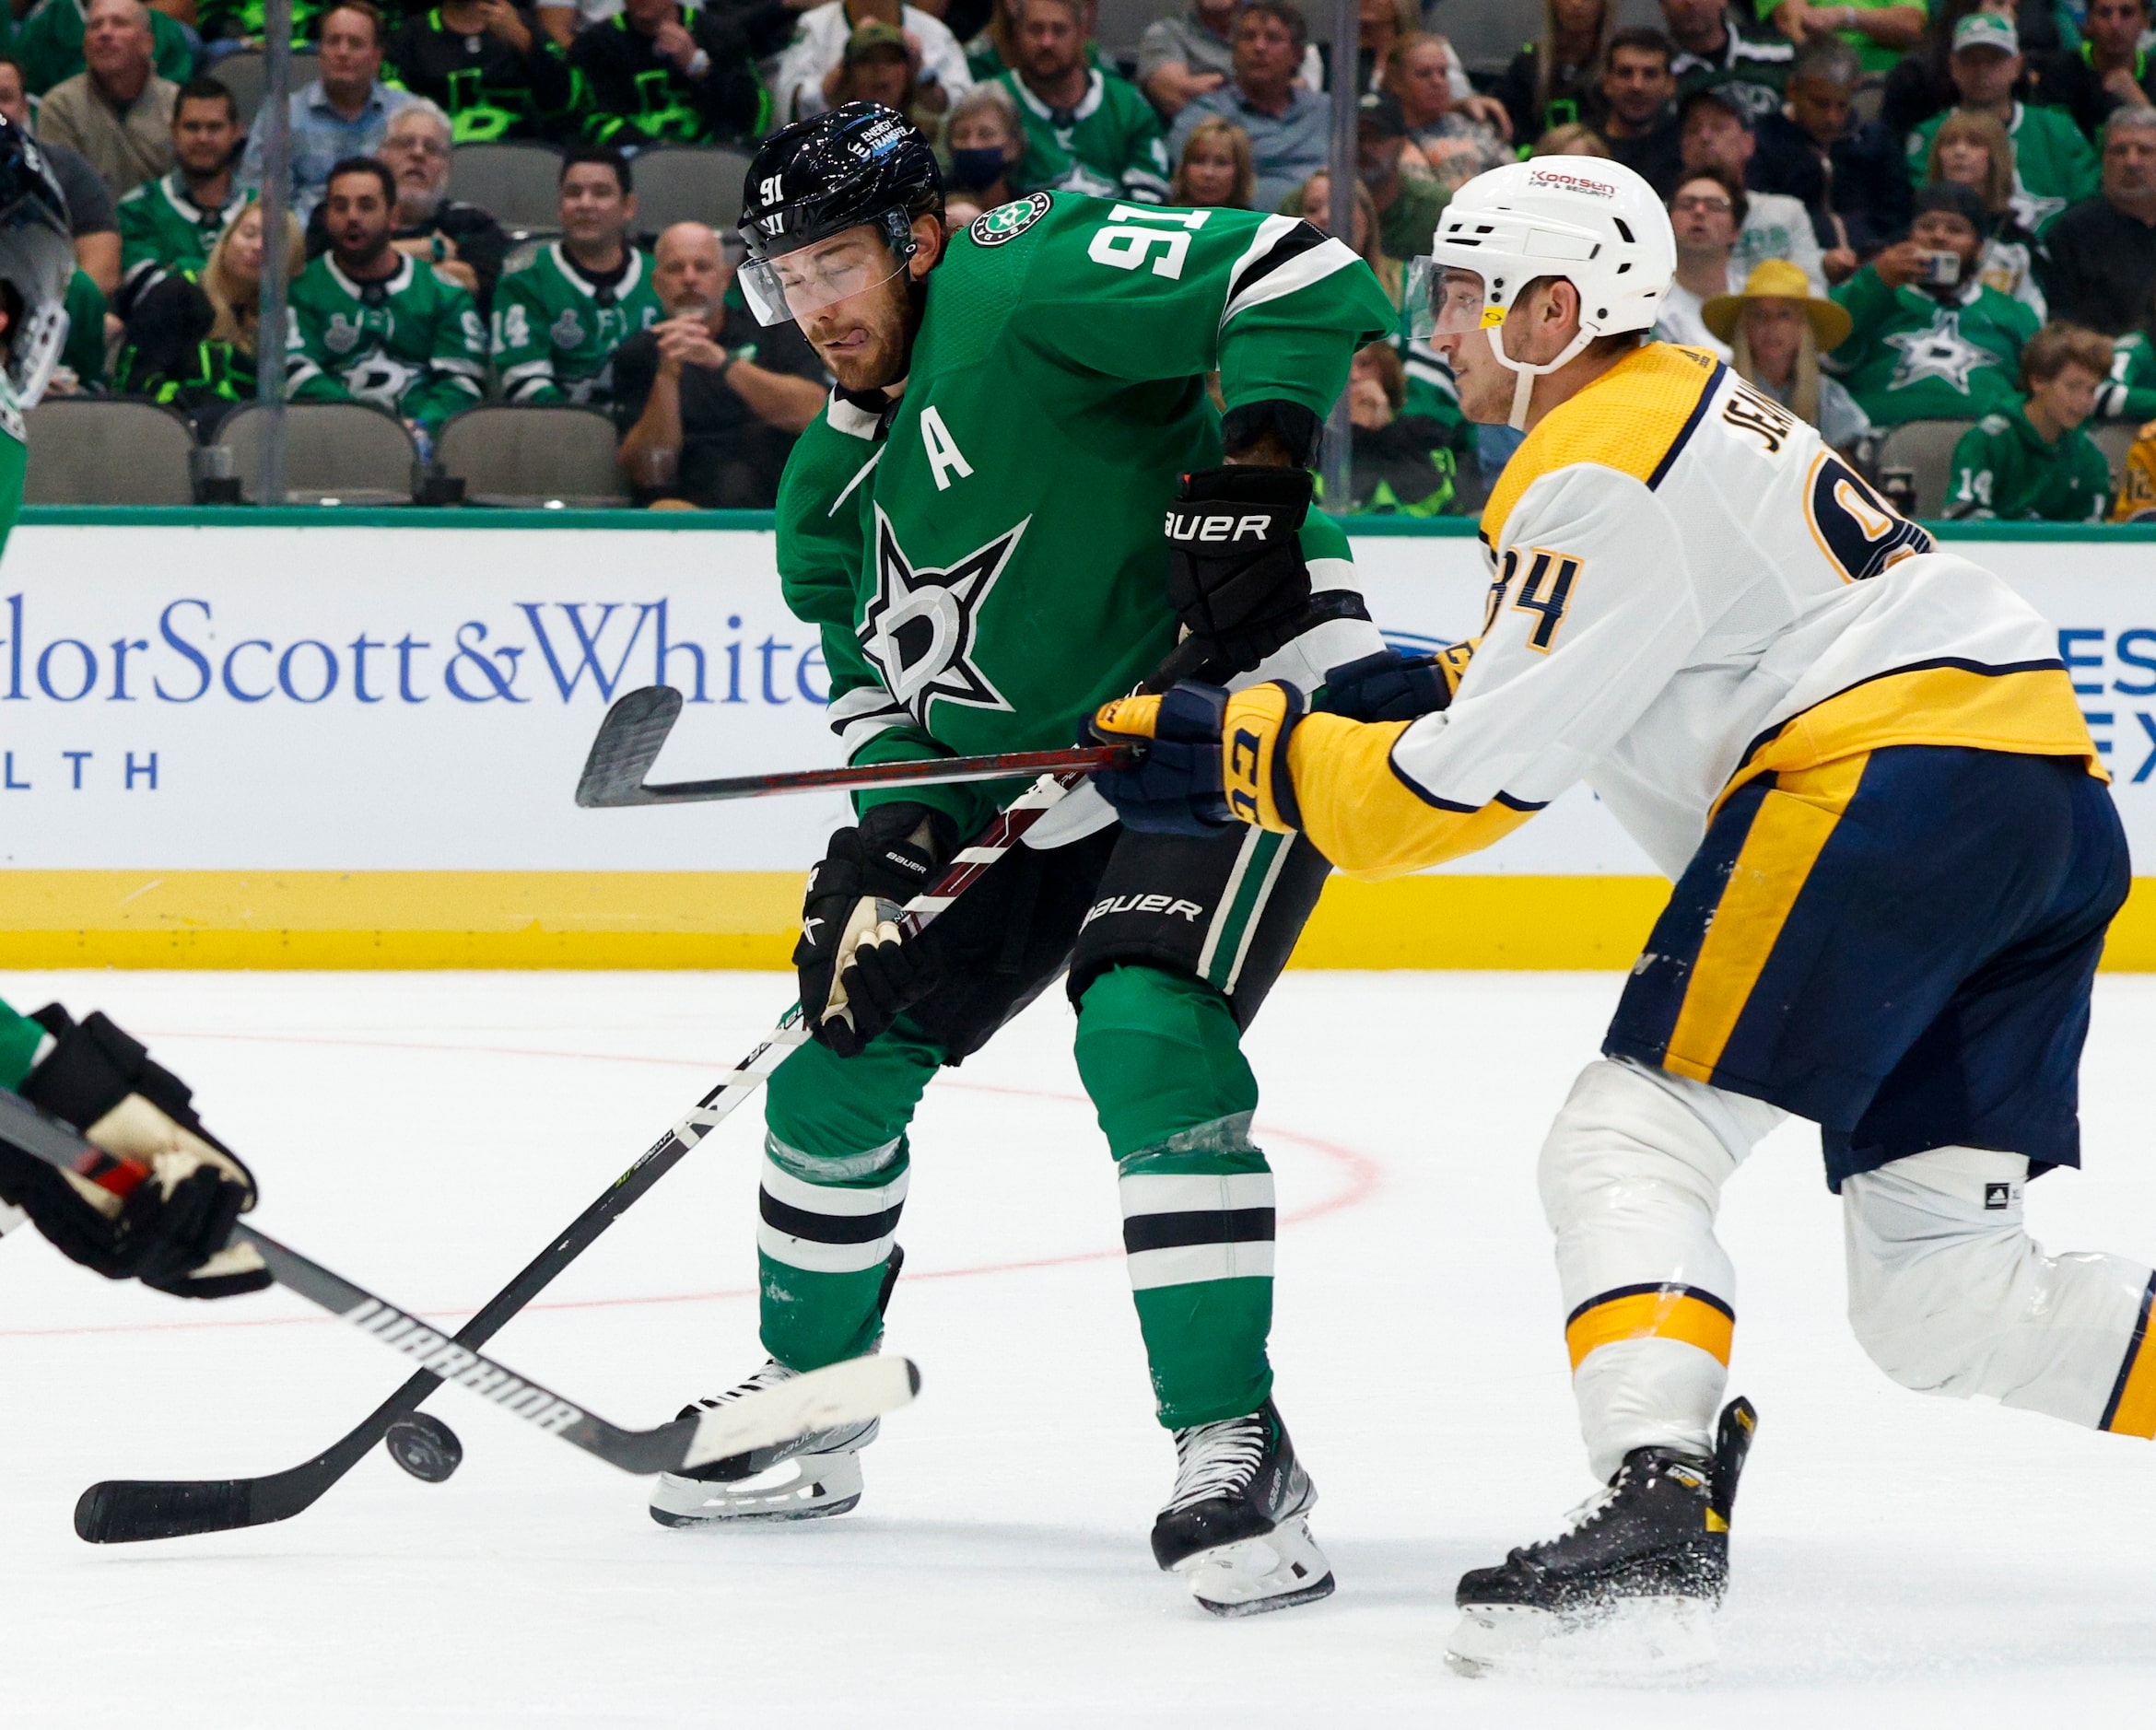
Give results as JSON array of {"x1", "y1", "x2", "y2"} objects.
[
  {"x1": 1316, "y1": 645, "x2": 1471, "y2": 722},
  {"x1": 795, "y1": 801, "x2": 957, "y2": 1058},
  {"x1": 0, "y1": 1007, "x2": 268, "y2": 1299},
  {"x1": 1091, "y1": 681, "x2": 1308, "y2": 836},
  {"x1": 1164, "y1": 467, "x2": 1314, "y2": 674},
  {"x1": 1085, "y1": 682, "x2": 1235, "y2": 836}
]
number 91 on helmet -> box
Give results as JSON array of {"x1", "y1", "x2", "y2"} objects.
[{"x1": 734, "y1": 101, "x2": 944, "y2": 328}]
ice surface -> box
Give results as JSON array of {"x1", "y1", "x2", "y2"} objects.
[{"x1": 1, "y1": 967, "x2": 2153, "y2": 1728}]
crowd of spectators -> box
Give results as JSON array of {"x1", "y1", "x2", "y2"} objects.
[{"x1": 0, "y1": 0, "x2": 2150, "y2": 517}]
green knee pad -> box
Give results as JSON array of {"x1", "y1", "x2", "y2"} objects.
[
  {"x1": 758, "y1": 1023, "x2": 941, "y2": 1373},
  {"x1": 1077, "y1": 965, "x2": 1275, "y2": 1428},
  {"x1": 1072, "y1": 964, "x2": 1259, "y2": 1160}
]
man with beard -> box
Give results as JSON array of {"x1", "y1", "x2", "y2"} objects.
[
  {"x1": 993, "y1": 0, "x2": 1169, "y2": 203},
  {"x1": 302, "y1": 102, "x2": 510, "y2": 312},
  {"x1": 287, "y1": 154, "x2": 486, "y2": 435},
  {"x1": 116, "y1": 76, "x2": 247, "y2": 312},
  {"x1": 642, "y1": 103, "x2": 1397, "y2": 1620}
]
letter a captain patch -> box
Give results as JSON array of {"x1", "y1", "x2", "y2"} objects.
[{"x1": 920, "y1": 405, "x2": 974, "y2": 492}]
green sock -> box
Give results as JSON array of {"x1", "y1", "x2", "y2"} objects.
[
  {"x1": 1074, "y1": 965, "x2": 1275, "y2": 1428},
  {"x1": 756, "y1": 1023, "x2": 941, "y2": 1371}
]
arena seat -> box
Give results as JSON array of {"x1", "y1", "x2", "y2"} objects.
[
  {"x1": 217, "y1": 402, "x2": 421, "y2": 506},
  {"x1": 630, "y1": 146, "x2": 756, "y2": 239},
  {"x1": 450, "y1": 142, "x2": 568, "y2": 237},
  {"x1": 23, "y1": 399, "x2": 196, "y2": 506},
  {"x1": 437, "y1": 404, "x2": 629, "y2": 508},
  {"x1": 211, "y1": 50, "x2": 322, "y2": 128},
  {"x1": 1873, "y1": 418, "x2": 1976, "y2": 520}
]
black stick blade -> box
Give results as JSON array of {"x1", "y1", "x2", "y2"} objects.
[
  {"x1": 76, "y1": 1478, "x2": 255, "y2": 1543},
  {"x1": 576, "y1": 685, "x2": 684, "y2": 808}
]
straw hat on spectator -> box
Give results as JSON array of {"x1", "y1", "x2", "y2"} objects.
[{"x1": 1702, "y1": 259, "x2": 1850, "y2": 352}]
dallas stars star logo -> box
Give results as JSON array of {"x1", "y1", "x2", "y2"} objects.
[
  {"x1": 1883, "y1": 310, "x2": 2000, "y2": 394},
  {"x1": 860, "y1": 507, "x2": 1029, "y2": 726}
]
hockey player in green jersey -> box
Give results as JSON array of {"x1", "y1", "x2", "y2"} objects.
[
  {"x1": 645, "y1": 104, "x2": 1397, "y2": 1616},
  {"x1": 1827, "y1": 182, "x2": 2041, "y2": 427},
  {"x1": 287, "y1": 156, "x2": 486, "y2": 434},
  {"x1": 0, "y1": 120, "x2": 270, "y2": 1305},
  {"x1": 1945, "y1": 321, "x2": 2115, "y2": 520},
  {"x1": 996, "y1": 0, "x2": 1171, "y2": 204},
  {"x1": 490, "y1": 146, "x2": 661, "y2": 405}
]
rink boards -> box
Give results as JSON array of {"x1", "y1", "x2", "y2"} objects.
[{"x1": 1, "y1": 508, "x2": 2150, "y2": 969}]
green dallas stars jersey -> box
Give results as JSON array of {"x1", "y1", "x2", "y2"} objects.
[
  {"x1": 996, "y1": 69, "x2": 1172, "y2": 205},
  {"x1": 1904, "y1": 102, "x2": 2098, "y2": 232},
  {"x1": 286, "y1": 252, "x2": 486, "y2": 432},
  {"x1": 117, "y1": 171, "x2": 247, "y2": 304},
  {"x1": 1945, "y1": 401, "x2": 2112, "y2": 520},
  {"x1": 777, "y1": 191, "x2": 1396, "y2": 838},
  {"x1": 2100, "y1": 329, "x2": 2156, "y2": 425},
  {"x1": 1825, "y1": 265, "x2": 2040, "y2": 427},
  {"x1": 490, "y1": 242, "x2": 662, "y2": 405}
]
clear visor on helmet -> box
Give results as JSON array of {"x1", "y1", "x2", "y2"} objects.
[
  {"x1": 737, "y1": 216, "x2": 916, "y2": 328},
  {"x1": 1403, "y1": 259, "x2": 1506, "y2": 343}
]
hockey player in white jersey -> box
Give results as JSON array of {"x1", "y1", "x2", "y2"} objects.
[{"x1": 1088, "y1": 156, "x2": 2147, "y2": 1673}]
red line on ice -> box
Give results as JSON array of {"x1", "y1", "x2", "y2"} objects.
[{"x1": 0, "y1": 1030, "x2": 1380, "y2": 1339}]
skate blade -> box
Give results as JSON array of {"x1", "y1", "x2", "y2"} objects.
[
  {"x1": 1446, "y1": 1596, "x2": 1717, "y2": 1686},
  {"x1": 1177, "y1": 1517, "x2": 1336, "y2": 1617},
  {"x1": 648, "y1": 1453, "x2": 863, "y2": 1527}
]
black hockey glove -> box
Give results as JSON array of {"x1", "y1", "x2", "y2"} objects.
[
  {"x1": 1085, "y1": 682, "x2": 1236, "y2": 837},
  {"x1": 1315, "y1": 646, "x2": 1471, "y2": 723},
  {"x1": 0, "y1": 1008, "x2": 268, "y2": 1299},
  {"x1": 794, "y1": 802, "x2": 957, "y2": 1058},
  {"x1": 1164, "y1": 466, "x2": 1314, "y2": 676}
]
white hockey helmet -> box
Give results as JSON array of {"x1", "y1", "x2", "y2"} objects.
[{"x1": 1406, "y1": 157, "x2": 1675, "y2": 429}]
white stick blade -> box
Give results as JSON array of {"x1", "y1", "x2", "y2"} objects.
[{"x1": 681, "y1": 1356, "x2": 920, "y2": 1469}]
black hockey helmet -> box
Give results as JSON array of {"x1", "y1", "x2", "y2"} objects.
[
  {"x1": 735, "y1": 102, "x2": 943, "y2": 327},
  {"x1": 0, "y1": 117, "x2": 76, "y2": 408}
]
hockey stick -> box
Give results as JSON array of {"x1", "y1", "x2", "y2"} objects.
[
  {"x1": 0, "y1": 1088, "x2": 919, "y2": 1481},
  {"x1": 74, "y1": 768, "x2": 1088, "y2": 1543},
  {"x1": 575, "y1": 684, "x2": 1137, "y2": 809}
]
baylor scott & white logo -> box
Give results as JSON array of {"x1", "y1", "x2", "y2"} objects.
[
  {"x1": 860, "y1": 507, "x2": 1026, "y2": 725},
  {"x1": 969, "y1": 193, "x2": 1051, "y2": 247}
]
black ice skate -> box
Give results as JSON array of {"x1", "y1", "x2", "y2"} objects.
[
  {"x1": 1151, "y1": 1398, "x2": 1335, "y2": 1617},
  {"x1": 1447, "y1": 1397, "x2": 1757, "y2": 1679},
  {"x1": 648, "y1": 1358, "x2": 881, "y2": 1526}
]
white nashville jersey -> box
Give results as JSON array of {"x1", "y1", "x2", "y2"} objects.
[{"x1": 1385, "y1": 343, "x2": 2097, "y2": 878}]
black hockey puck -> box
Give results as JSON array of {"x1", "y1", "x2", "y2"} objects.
[{"x1": 384, "y1": 1413, "x2": 463, "y2": 1484}]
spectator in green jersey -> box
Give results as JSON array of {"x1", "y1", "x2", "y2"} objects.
[
  {"x1": 120, "y1": 199, "x2": 305, "y2": 430},
  {"x1": 1921, "y1": 106, "x2": 2045, "y2": 317},
  {"x1": 568, "y1": 0, "x2": 775, "y2": 146},
  {"x1": 1169, "y1": 113, "x2": 1254, "y2": 208},
  {"x1": 1904, "y1": 13, "x2": 2098, "y2": 230},
  {"x1": 115, "y1": 75, "x2": 244, "y2": 312},
  {"x1": 1332, "y1": 337, "x2": 1482, "y2": 515},
  {"x1": 490, "y1": 143, "x2": 661, "y2": 405},
  {"x1": 286, "y1": 155, "x2": 486, "y2": 434},
  {"x1": 941, "y1": 81, "x2": 1023, "y2": 211},
  {"x1": 1944, "y1": 319, "x2": 2115, "y2": 517},
  {"x1": 2095, "y1": 286, "x2": 2156, "y2": 419},
  {"x1": 1826, "y1": 178, "x2": 2041, "y2": 423},
  {"x1": 996, "y1": 0, "x2": 1169, "y2": 204},
  {"x1": 1350, "y1": 92, "x2": 1447, "y2": 270}
]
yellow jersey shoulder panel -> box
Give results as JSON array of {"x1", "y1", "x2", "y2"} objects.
[{"x1": 1479, "y1": 343, "x2": 1723, "y2": 543}]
